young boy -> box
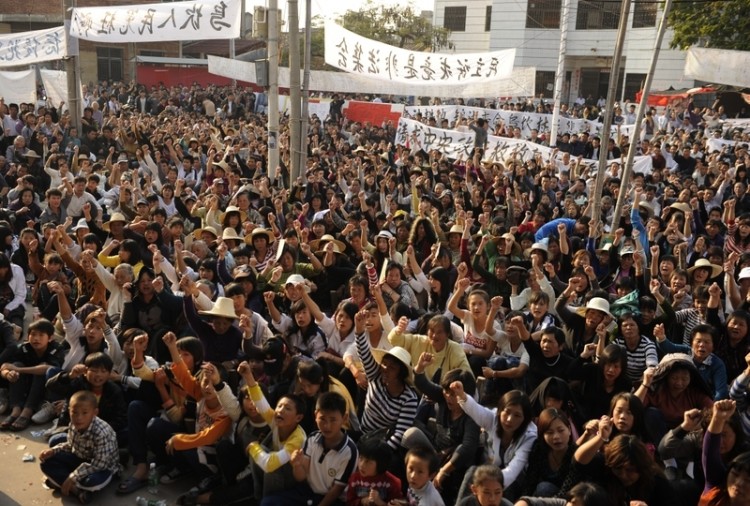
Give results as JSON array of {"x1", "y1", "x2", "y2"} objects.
[
  {"x1": 346, "y1": 438, "x2": 403, "y2": 506},
  {"x1": 39, "y1": 390, "x2": 120, "y2": 504},
  {"x1": 458, "y1": 465, "x2": 509, "y2": 506},
  {"x1": 239, "y1": 360, "x2": 306, "y2": 501},
  {"x1": 403, "y1": 446, "x2": 445, "y2": 506},
  {"x1": 0, "y1": 318, "x2": 64, "y2": 431},
  {"x1": 46, "y1": 352, "x2": 128, "y2": 446},
  {"x1": 263, "y1": 391, "x2": 358, "y2": 506}
]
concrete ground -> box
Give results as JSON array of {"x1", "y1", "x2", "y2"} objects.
[{"x1": 0, "y1": 422, "x2": 186, "y2": 505}]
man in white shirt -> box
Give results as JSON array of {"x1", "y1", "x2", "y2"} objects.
[{"x1": 63, "y1": 176, "x2": 102, "y2": 220}]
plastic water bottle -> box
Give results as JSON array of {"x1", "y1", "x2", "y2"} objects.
[
  {"x1": 147, "y1": 462, "x2": 159, "y2": 494},
  {"x1": 136, "y1": 497, "x2": 167, "y2": 506}
]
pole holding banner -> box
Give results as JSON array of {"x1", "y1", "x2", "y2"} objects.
[
  {"x1": 288, "y1": 0, "x2": 301, "y2": 185},
  {"x1": 63, "y1": 0, "x2": 81, "y2": 135},
  {"x1": 299, "y1": 0, "x2": 312, "y2": 175},
  {"x1": 267, "y1": 0, "x2": 280, "y2": 184},
  {"x1": 550, "y1": 0, "x2": 571, "y2": 148},
  {"x1": 592, "y1": 0, "x2": 631, "y2": 227},
  {"x1": 611, "y1": 0, "x2": 674, "y2": 229}
]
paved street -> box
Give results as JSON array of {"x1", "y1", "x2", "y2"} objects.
[{"x1": 0, "y1": 424, "x2": 184, "y2": 506}]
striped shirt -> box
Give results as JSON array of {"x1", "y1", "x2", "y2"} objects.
[
  {"x1": 674, "y1": 307, "x2": 707, "y2": 346},
  {"x1": 355, "y1": 331, "x2": 418, "y2": 450},
  {"x1": 613, "y1": 335, "x2": 658, "y2": 384}
]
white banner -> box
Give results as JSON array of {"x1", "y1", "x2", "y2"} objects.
[
  {"x1": 685, "y1": 47, "x2": 750, "y2": 88},
  {"x1": 403, "y1": 105, "x2": 605, "y2": 137},
  {"x1": 208, "y1": 55, "x2": 536, "y2": 99},
  {"x1": 0, "y1": 69, "x2": 37, "y2": 105},
  {"x1": 0, "y1": 27, "x2": 67, "y2": 68},
  {"x1": 39, "y1": 69, "x2": 68, "y2": 113},
  {"x1": 324, "y1": 20, "x2": 515, "y2": 86},
  {"x1": 70, "y1": 0, "x2": 241, "y2": 42},
  {"x1": 394, "y1": 117, "x2": 653, "y2": 174}
]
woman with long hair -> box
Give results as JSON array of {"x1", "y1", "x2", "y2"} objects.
[
  {"x1": 408, "y1": 216, "x2": 439, "y2": 265},
  {"x1": 568, "y1": 343, "x2": 631, "y2": 421},
  {"x1": 0, "y1": 252, "x2": 26, "y2": 327}
]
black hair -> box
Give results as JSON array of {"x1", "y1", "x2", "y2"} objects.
[
  {"x1": 405, "y1": 446, "x2": 440, "y2": 475},
  {"x1": 84, "y1": 351, "x2": 114, "y2": 372},
  {"x1": 28, "y1": 318, "x2": 55, "y2": 336},
  {"x1": 357, "y1": 438, "x2": 391, "y2": 475},
  {"x1": 441, "y1": 368, "x2": 476, "y2": 396},
  {"x1": 315, "y1": 391, "x2": 347, "y2": 416},
  {"x1": 280, "y1": 393, "x2": 306, "y2": 416},
  {"x1": 566, "y1": 482, "x2": 611, "y2": 506},
  {"x1": 298, "y1": 360, "x2": 330, "y2": 392},
  {"x1": 119, "y1": 239, "x2": 142, "y2": 266},
  {"x1": 176, "y1": 336, "x2": 204, "y2": 373},
  {"x1": 542, "y1": 325, "x2": 566, "y2": 346},
  {"x1": 496, "y1": 390, "x2": 533, "y2": 441}
]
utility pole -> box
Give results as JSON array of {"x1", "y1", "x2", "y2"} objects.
[
  {"x1": 62, "y1": 0, "x2": 81, "y2": 134},
  {"x1": 591, "y1": 0, "x2": 631, "y2": 224},
  {"x1": 611, "y1": 0, "x2": 674, "y2": 228},
  {"x1": 288, "y1": 0, "x2": 301, "y2": 184},
  {"x1": 267, "y1": 0, "x2": 280, "y2": 184},
  {"x1": 299, "y1": 0, "x2": 312, "y2": 173},
  {"x1": 549, "y1": 0, "x2": 572, "y2": 147}
]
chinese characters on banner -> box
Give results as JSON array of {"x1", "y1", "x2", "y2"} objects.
[
  {"x1": 403, "y1": 105, "x2": 606, "y2": 137},
  {"x1": 0, "y1": 27, "x2": 67, "y2": 68},
  {"x1": 324, "y1": 20, "x2": 515, "y2": 86},
  {"x1": 70, "y1": 0, "x2": 241, "y2": 43},
  {"x1": 394, "y1": 117, "x2": 654, "y2": 174}
]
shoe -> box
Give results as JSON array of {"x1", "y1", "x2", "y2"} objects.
[
  {"x1": 32, "y1": 402, "x2": 56, "y2": 424},
  {"x1": 159, "y1": 467, "x2": 187, "y2": 484},
  {"x1": 42, "y1": 418, "x2": 60, "y2": 440},
  {"x1": 0, "y1": 389, "x2": 8, "y2": 415},
  {"x1": 115, "y1": 476, "x2": 147, "y2": 495}
]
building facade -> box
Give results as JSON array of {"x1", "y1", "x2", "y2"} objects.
[{"x1": 433, "y1": 0, "x2": 693, "y2": 102}]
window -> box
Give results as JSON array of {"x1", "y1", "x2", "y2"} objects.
[
  {"x1": 444, "y1": 6, "x2": 467, "y2": 31},
  {"x1": 632, "y1": 1, "x2": 657, "y2": 27},
  {"x1": 485, "y1": 6, "x2": 492, "y2": 31},
  {"x1": 527, "y1": 0, "x2": 561, "y2": 29},
  {"x1": 575, "y1": 0, "x2": 622, "y2": 30},
  {"x1": 535, "y1": 70, "x2": 556, "y2": 97},
  {"x1": 97, "y1": 47, "x2": 123, "y2": 82},
  {"x1": 624, "y1": 73, "x2": 646, "y2": 102}
]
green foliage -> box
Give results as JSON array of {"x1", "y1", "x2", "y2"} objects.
[
  {"x1": 668, "y1": 0, "x2": 750, "y2": 51},
  {"x1": 338, "y1": 0, "x2": 453, "y2": 51}
]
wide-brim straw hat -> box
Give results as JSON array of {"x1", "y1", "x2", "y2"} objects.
[
  {"x1": 198, "y1": 297, "x2": 238, "y2": 319},
  {"x1": 193, "y1": 226, "x2": 218, "y2": 240},
  {"x1": 310, "y1": 234, "x2": 346, "y2": 253},
  {"x1": 687, "y1": 258, "x2": 722, "y2": 278},
  {"x1": 221, "y1": 228, "x2": 244, "y2": 242},
  {"x1": 102, "y1": 212, "x2": 128, "y2": 232},
  {"x1": 219, "y1": 205, "x2": 248, "y2": 224},
  {"x1": 244, "y1": 228, "x2": 272, "y2": 245},
  {"x1": 669, "y1": 202, "x2": 692, "y2": 215},
  {"x1": 370, "y1": 346, "x2": 413, "y2": 384}
]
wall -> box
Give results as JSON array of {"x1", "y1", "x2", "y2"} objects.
[{"x1": 433, "y1": 0, "x2": 492, "y2": 53}]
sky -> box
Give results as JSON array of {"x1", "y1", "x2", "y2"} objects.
[{"x1": 243, "y1": 0, "x2": 435, "y2": 27}]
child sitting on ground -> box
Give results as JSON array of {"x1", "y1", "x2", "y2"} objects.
[
  {"x1": 39, "y1": 390, "x2": 120, "y2": 504},
  {"x1": 0, "y1": 318, "x2": 65, "y2": 431},
  {"x1": 239, "y1": 360, "x2": 307, "y2": 502},
  {"x1": 262, "y1": 391, "x2": 359, "y2": 506},
  {"x1": 46, "y1": 352, "x2": 128, "y2": 447},
  {"x1": 403, "y1": 446, "x2": 445, "y2": 506},
  {"x1": 346, "y1": 438, "x2": 403, "y2": 506},
  {"x1": 458, "y1": 465, "x2": 512, "y2": 506}
]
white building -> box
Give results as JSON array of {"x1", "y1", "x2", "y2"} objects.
[{"x1": 433, "y1": 0, "x2": 694, "y2": 102}]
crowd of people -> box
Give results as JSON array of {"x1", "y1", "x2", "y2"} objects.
[{"x1": 0, "y1": 79, "x2": 750, "y2": 506}]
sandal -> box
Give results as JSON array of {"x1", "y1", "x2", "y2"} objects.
[
  {"x1": 9, "y1": 415, "x2": 31, "y2": 432},
  {"x1": 0, "y1": 414, "x2": 18, "y2": 430},
  {"x1": 159, "y1": 467, "x2": 187, "y2": 484},
  {"x1": 116, "y1": 476, "x2": 148, "y2": 495},
  {"x1": 77, "y1": 490, "x2": 91, "y2": 504}
]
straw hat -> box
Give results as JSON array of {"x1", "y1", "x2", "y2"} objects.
[
  {"x1": 102, "y1": 212, "x2": 128, "y2": 232},
  {"x1": 638, "y1": 201, "x2": 655, "y2": 218},
  {"x1": 687, "y1": 258, "x2": 722, "y2": 278},
  {"x1": 370, "y1": 346, "x2": 413, "y2": 384},
  {"x1": 219, "y1": 205, "x2": 247, "y2": 224},
  {"x1": 221, "y1": 228, "x2": 243, "y2": 242},
  {"x1": 491, "y1": 234, "x2": 522, "y2": 257},
  {"x1": 585, "y1": 297, "x2": 612, "y2": 318},
  {"x1": 214, "y1": 159, "x2": 230, "y2": 172},
  {"x1": 447, "y1": 224, "x2": 463, "y2": 236},
  {"x1": 669, "y1": 202, "x2": 692, "y2": 215},
  {"x1": 244, "y1": 228, "x2": 272, "y2": 245},
  {"x1": 310, "y1": 234, "x2": 346, "y2": 253},
  {"x1": 193, "y1": 226, "x2": 218, "y2": 240},
  {"x1": 197, "y1": 297, "x2": 238, "y2": 319},
  {"x1": 24, "y1": 150, "x2": 41, "y2": 159}
]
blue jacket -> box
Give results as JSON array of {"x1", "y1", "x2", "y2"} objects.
[
  {"x1": 656, "y1": 339, "x2": 728, "y2": 400},
  {"x1": 534, "y1": 218, "x2": 577, "y2": 243}
]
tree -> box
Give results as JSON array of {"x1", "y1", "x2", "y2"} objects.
[
  {"x1": 668, "y1": 0, "x2": 750, "y2": 51},
  {"x1": 338, "y1": 0, "x2": 454, "y2": 52}
]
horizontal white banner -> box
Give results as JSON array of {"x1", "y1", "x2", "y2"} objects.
[
  {"x1": 685, "y1": 47, "x2": 750, "y2": 89},
  {"x1": 324, "y1": 20, "x2": 515, "y2": 86},
  {"x1": 208, "y1": 55, "x2": 535, "y2": 99},
  {"x1": 395, "y1": 117, "x2": 653, "y2": 174},
  {"x1": 70, "y1": 0, "x2": 241, "y2": 42},
  {"x1": 0, "y1": 27, "x2": 67, "y2": 68}
]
